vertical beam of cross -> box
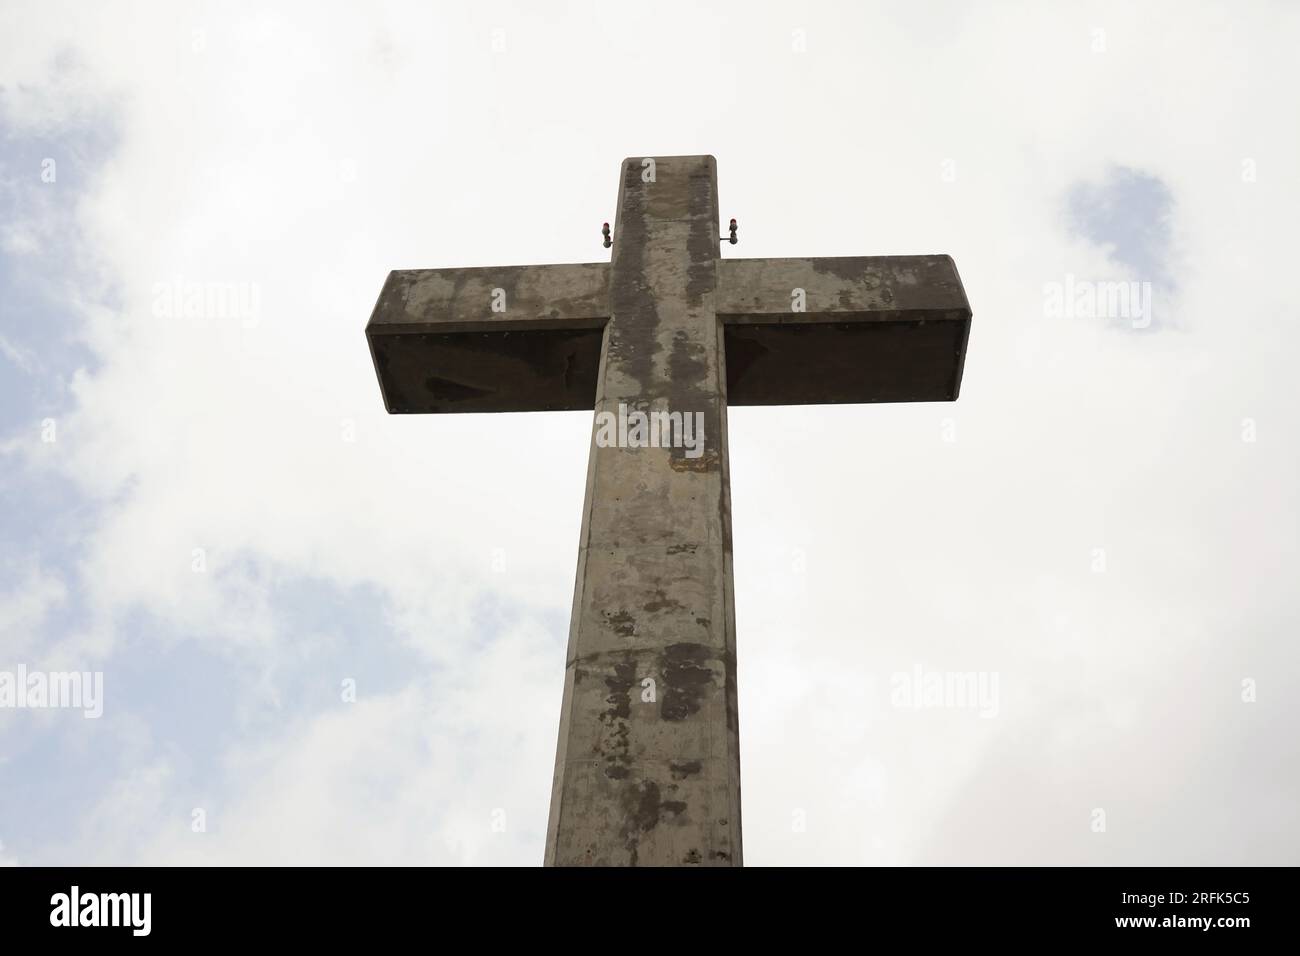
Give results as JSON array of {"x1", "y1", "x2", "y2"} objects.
[{"x1": 544, "y1": 156, "x2": 741, "y2": 866}]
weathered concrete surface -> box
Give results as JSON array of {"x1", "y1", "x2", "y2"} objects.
[
  {"x1": 544, "y1": 156, "x2": 742, "y2": 866},
  {"x1": 366, "y1": 263, "x2": 609, "y2": 413},
  {"x1": 718, "y1": 256, "x2": 972, "y2": 405},
  {"x1": 717, "y1": 255, "x2": 969, "y2": 319},
  {"x1": 369, "y1": 262, "x2": 610, "y2": 334}
]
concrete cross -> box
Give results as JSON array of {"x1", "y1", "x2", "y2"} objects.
[{"x1": 365, "y1": 155, "x2": 972, "y2": 866}]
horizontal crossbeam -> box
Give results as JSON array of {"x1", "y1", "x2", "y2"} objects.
[
  {"x1": 367, "y1": 254, "x2": 970, "y2": 413},
  {"x1": 366, "y1": 263, "x2": 609, "y2": 413},
  {"x1": 717, "y1": 255, "x2": 971, "y2": 405}
]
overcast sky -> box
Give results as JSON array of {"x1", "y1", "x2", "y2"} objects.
[{"x1": 1, "y1": 0, "x2": 1297, "y2": 866}]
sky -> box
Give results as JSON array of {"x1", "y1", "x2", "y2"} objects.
[{"x1": 0, "y1": 0, "x2": 1297, "y2": 866}]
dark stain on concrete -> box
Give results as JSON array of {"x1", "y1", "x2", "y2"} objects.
[
  {"x1": 607, "y1": 161, "x2": 660, "y2": 393},
  {"x1": 670, "y1": 760, "x2": 702, "y2": 780},
  {"x1": 618, "y1": 782, "x2": 652, "y2": 865},
  {"x1": 600, "y1": 663, "x2": 635, "y2": 723},
  {"x1": 642, "y1": 589, "x2": 684, "y2": 614},
  {"x1": 684, "y1": 188, "x2": 716, "y2": 307},
  {"x1": 723, "y1": 647, "x2": 739, "y2": 734},
  {"x1": 812, "y1": 256, "x2": 871, "y2": 283},
  {"x1": 630, "y1": 782, "x2": 662, "y2": 831},
  {"x1": 660, "y1": 643, "x2": 717, "y2": 721},
  {"x1": 620, "y1": 778, "x2": 688, "y2": 864},
  {"x1": 599, "y1": 662, "x2": 636, "y2": 781},
  {"x1": 666, "y1": 542, "x2": 698, "y2": 555},
  {"x1": 669, "y1": 448, "x2": 721, "y2": 473},
  {"x1": 603, "y1": 609, "x2": 636, "y2": 637}
]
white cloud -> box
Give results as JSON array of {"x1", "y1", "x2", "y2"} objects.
[
  {"x1": 55, "y1": 617, "x2": 558, "y2": 865},
  {"x1": 0, "y1": 562, "x2": 66, "y2": 661}
]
